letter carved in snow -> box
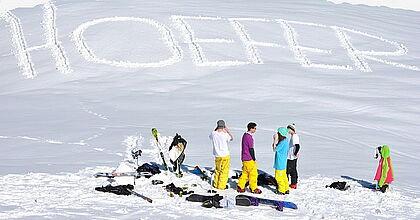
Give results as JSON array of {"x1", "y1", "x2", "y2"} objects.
[
  {"x1": 72, "y1": 17, "x2": 183, "y2": 68},
  {"x1": 0, "y1": 0, "x2": 72, "y2": 78}
]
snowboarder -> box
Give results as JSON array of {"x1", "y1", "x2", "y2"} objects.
[
  {"x1": 237, "y1": 122, "x2": 262, "y2": 194},
  {"x1": 374, "y1": 145, "x2": 394, "y2": 192},
  {"x1": 272, "y1": 127, "x2": 290, "y2": 195},
  {"x1": 209, "y1": 120, "x2": 233, "y2": 190},
  {"x1": 286, "y1": 123, "x2": 300, "y2": 189}
]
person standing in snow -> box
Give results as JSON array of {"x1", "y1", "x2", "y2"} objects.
[
  {"x1": 209, "y1": 120, "x2": 233, "y2": 190},
  {"x1": 237, "y1": 122, "x2": 262, "y2": 194},
  {"x1": 374, "y1": 145, "x2": 394, "y2": 193},
  {"x1": 286, "y1": 123, "x2": 300, "y2": 189},
  {"x1": 272, "y1": 127, "x2": 290, "y2": 195}
]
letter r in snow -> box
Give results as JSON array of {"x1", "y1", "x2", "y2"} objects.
[{"x1": 333, "y1": 26, "x2": 420, "y2": 72}]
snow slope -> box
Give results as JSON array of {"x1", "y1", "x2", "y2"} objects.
[{"x1": 1, "y1": 0, "x2": 420, "y2": 219}]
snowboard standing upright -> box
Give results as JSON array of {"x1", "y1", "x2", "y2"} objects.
[{"x1": 168, "y1": 133, "x2": 187, "y2": 177}]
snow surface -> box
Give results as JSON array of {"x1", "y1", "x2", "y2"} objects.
[
  {"x1": 1, "y1": 0, "x2": 420, "y2": 219},
  {"x1": 327, "y1": 0, "x2": 420, "y2": 12}
]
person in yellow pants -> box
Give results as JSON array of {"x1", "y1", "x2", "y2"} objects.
[
  {"x1": 237, "y1": 122, "x2": 262, "y2": 194},
  {"x1": 209, "y1": 120, "x2": 233, "y2": 190},
  {"x1": 214, "y1": 155, "x2": 230, "y2": 189},
  {"x1": 272, "y1": 127, "x2": 291, "y2": 194}
]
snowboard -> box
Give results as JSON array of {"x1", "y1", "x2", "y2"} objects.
[
  {"x1": 168, "y1": 133, "x2": 187, "y2": 177},
  {"x1": 191, "y1": 166, "x2": 209, "y2": 181},
  {"x1": 236, "y1": 195, "x2": 298, "y2": 210}
]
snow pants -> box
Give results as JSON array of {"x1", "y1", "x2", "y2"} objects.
[
  {"x1": 287, "y1": 159, "x2": 298, "y2": 185},
  {"x1": 275, "y1": 169, "x2": 289, "y2": 193},
  {"x1": 214, "y1": 155, "x2": 230, "y2": 189},
  {"x1": 237, "y1": 160, "x2": 258, "y2": 191}
]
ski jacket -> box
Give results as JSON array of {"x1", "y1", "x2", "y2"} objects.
[
  {"x1": 241, "y1": 133, "x2": 255, "y2": 161},
  {"x1": 374, "y1": 145, "x2": 394, "y2": 186},
  {"x1": 287, "y1": 133, "x2": 300, "y2": 160},
  {"x1": 273, "y1": 138, "x2": 289, "y2": 170},
  {"x1": 209, "y1": 131, "x2": 232, "y2": 157}
]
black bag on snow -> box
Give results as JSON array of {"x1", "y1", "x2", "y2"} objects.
[
  {"x1": 136, "y1": 163, "x2": 161, "y2": 175},
  {"x1": 326, "y1": 181, "x2": 350, "y2": 191},
  {"x1": 95, "y1": 184, "x2": 134, "y2": 196},
  {"x1": 257, "y1": 173, "x2": 277, "y2": 186}
]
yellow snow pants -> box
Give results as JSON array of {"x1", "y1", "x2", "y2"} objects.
[
  {"x1": 275, "y1": 169, "x2": 289, "y2": 193},
  {"x1": 237, "y1": 160, "x2": 258, "y2": 191},
  {"x1": 214, "y1": 155, "x2": 230, "y2": 189}
]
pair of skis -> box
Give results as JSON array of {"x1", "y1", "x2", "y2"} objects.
[
  {"x1": 94, "y1": 171, "x2": 153, "y2": 178},
  {"x1": 151, "y1": 128, "x2": 169, "y2": 171}
]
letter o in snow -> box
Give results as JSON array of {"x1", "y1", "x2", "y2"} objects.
[{"x1": 72, "y1": 17, "x2": 183, "y2": 68}]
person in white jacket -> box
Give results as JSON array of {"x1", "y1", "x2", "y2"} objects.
[{"x1": 287, "y1": 123, "x2": 300, "y2": 189}]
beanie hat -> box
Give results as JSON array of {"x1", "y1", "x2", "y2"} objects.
[
  {"x1": 216, "y1": 120, "x2": 226, "y2": 129},
  {"x1": 277, "y1": 127, "x2": 289, "y2": 137},
  {"x1": 287, "y1": 123, "x2": 296, "y2": 132}
]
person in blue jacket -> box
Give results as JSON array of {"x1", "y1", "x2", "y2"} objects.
[{"x1": 272, "y1": 127, "x2": 290, "y2": 195}]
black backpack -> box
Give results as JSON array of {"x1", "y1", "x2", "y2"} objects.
[
  {"x1": 136, "y1": 163, "x2": 161, "y2": 175},
  {"x1": 326, "y1": 181, "x2": 350, "y2": 191}
]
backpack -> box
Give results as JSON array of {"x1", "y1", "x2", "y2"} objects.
[
  {"x1": 326, "y1": 181, "x2": 350, "y2": 191},
  {"x1": 257, "y1": 173, "x2": 277, "y2": 186},
  {"x1": 136, "y1": 163, "x2": 161, "y2": 175}
]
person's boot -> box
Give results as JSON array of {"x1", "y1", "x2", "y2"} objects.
[
  {"x1": 380, "y1": 184, "x2": 389, "y2": 193},
  {"x1": 236, "y1": 186, "x2": 246, "y2": 193},
  {"x1": 289, "y1": 184, "x2": 297, "y2": 189},
  {"x1": 251, "y1": 188, "x2": 262, "y2": 194},
  {"x1": 275, "y1": 190, "x2": 286, "y2": 195}
]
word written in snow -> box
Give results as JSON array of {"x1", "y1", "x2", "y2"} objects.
[{"x1": 1, "y1": 2, "x2": 419, "y2": 79}]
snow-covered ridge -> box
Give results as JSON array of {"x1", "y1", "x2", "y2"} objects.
[
  {"x1": 327, "y1": 0, "x2": 420, "y2": 12},
  {"x1": 0, "y1": 0, "x2": 48, "y2": 12}
]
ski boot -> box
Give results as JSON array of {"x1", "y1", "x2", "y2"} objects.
[
  {"x1": 379, "y1": 184, "x2": 389, "y2": 193},
  {"x1": 236, "y1": 187, "x2": 246, "y2": 193},
  {"x1": 251, "y1": 188, "x2": 262, "y2": 194}
]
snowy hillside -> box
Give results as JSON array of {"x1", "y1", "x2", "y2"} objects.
[{"x1": 1, "y1": 0, "x2": 419, "y2": 219}]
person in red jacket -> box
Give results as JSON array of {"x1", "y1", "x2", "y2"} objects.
[{"x1": 374, "y1": 145, "x2": 394, "y2": 193}]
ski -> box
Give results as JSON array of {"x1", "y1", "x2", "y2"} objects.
[
  {"x1": 94, "y1": 171, "x2": 153, "y2": 178},
  {"x1": 130, "y1": 190, "x2": 153, "y2": 203},
  {"x1": 152, "y1": 128, "x2": 168, "y2": 170}
]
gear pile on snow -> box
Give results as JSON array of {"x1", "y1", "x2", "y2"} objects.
[{"x1": 164, "y1": 183, "x2": 194, "y2": 196}]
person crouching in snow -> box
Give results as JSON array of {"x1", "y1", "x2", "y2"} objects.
[
  {"x1": 236, "y1": 122, "x2": 262, "y2": 194},
  {"x1": 374, "y1": 145, "x2": 394, "y2": 193},
  {"x1": 272, "y1": 127, "x2": 290, "y2": 195},
  {"x1": 209, "y1": 120, "x2": 233, "y2": 190}
]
